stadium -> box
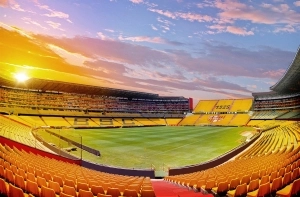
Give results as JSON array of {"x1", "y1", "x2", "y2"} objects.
[{"x1": 0, "y1": 46, "x2": 300, "y2": 197}]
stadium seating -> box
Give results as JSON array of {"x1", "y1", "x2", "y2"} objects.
[
  {"x1": 229, "y1": 114, "x2": 250, "y2": 126},
  {"x1": 165, "y1": 118, "x2": 182, "y2": 126},
  {"x1": 193, "y1": 100, "x2": 218, "y2": 113},
  {"x1": 213, "y1": 99, "x2": 234, "y2": 112},
  {"x1": 177, "y1": 115, "x2": 200, "y2": 126},
  {"x1": 164, "y1": 122, "x2": 300, "y2": 196},
  {"x1": 0, "y1": 142, "x2": 154, "y2": 197},
  {"x1": 229, "y1": 99, "x2": 253, "y2": 112},
  {"x1": 0, "y1": 115, "x2": 51, "y2": 152},
  {"x1": 0, "y1": 87, "x2": 190, "y2": 114}
]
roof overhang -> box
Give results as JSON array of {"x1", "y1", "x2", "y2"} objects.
[
  {"x1": 270, "y1": 46, "x2": 300, "y2": 93},
  {"x1": 0, "y1": 76, "x2": 164, "y2": 99}
]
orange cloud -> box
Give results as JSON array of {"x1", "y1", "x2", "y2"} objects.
[{"x1": 0, "y1": 0, "x2": 9, "y2": 7}]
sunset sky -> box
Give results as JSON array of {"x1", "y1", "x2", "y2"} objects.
[{"x1": 0, "y1": 0, "x2": 300, "y2": 103}]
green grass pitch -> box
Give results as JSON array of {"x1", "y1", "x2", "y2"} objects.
[{"x1": 37, "y1": 126, "x2": 253, "y2": 170}]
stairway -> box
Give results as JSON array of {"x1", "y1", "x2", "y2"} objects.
[{"x1": 151, "y1": 179, "x2": 214, "y2": 197}]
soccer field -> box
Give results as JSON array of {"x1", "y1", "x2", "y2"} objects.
[{"x1": 38, "y1": 126, "x2": 254, "y2": 170}]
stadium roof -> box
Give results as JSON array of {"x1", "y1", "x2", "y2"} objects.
[
  {"x1": 0, "y1": 76, "x2": 187, "y2": 100},
  {"x1": 270, "y1": 46, "x2": 300, "y2": 93}
]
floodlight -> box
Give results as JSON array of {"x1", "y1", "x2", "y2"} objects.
[{"x1": 14, "y1": 73, "x2": 29, "y2": 82}]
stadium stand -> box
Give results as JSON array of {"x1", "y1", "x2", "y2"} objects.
[
  {"x1": 0, "y1": 47, "x2": 300, "y2": 196},
  {"x1": 162, "y1": 46, "x2": 300, "y2": 196},
  {"x1": 177, "y1": 114, "x2": 200, "y2": 126},
  {"x1": 165, "y1": 118, "x2": 182, "y2": 126},
  {"x1": 0, "y1": 142, "x2": 154, "y2": 197},
  {"x1": 181, "y1": 98, "x2": 252, "y2": 126},
  {"x1": 213, "y1": 99, "x2": 234, "y2": 112},
  {"x1": 229, "y1": 99, "x2": 253, "y2": 112},
  {"x1": 193, "y1": 100, "x2": 218, "y2": 113}
]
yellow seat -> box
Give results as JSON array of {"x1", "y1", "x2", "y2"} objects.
[
  {"x1": 53, "y1": 175, "x2": 64, "y2": 187},
  {"x1": 247, "y1": 182, "x2": 270, "y2": 197},
  {"x1": 260, "y1": 175, "x2": 269, "y2": 185},
  {"x1": 9, "y1": 183, "x2": 25, "y2": 197},
  {"x1": 27, "y1": 173, "x2": 36, "y2": 182},
  {"x1": 15, "y1": 174, "x2": 26, "y2": 191},
  {"x1": 91, "y1": 185, "x2": 105, "y2": 196},
  {"x1": 37, "y1": 176, "x2": 48, "y2": 188},
  {"x1": 123, "y1": 189, "x2": 138, "y2": 197},
  {"x1": 276, "y1": 178, "x2": 300, "y2": 197},
  {"x1": 5, "y1": 169, "x2": 14, "y2": 184},
  {"x1": 247, "y1": 179, "x2": 259, "y2": 193},
  {"x1": 211, "y1": 181, "x2": 229, "y2": 196},
  {"x1": 64, "y1": 179, "x2": 76, "y2": 189},
  {"x1": 227, "y1": 183, "x2": 247, "y2": 197},
  {"x1": 48, "y1": 180, "x2": 61, "y2": 195},
  {"x1": 78, "y1": 189, "x2": 94, "y2": 197},
  {"x1": 270, "y1": 177, "x2": 283, "y2": 194},
  {"x1": 77, "y1": 182, "x2": 89, "y2": 192},
  {"x1": 63, "y1": 185, "x2": 77, "y2": 197},
  {"x1": 41, "y1": 186, "x2": 56, "y2": 197},
  {"x1": 106, "y1": 187, "x2": 121, "y2": 197},
  {"x1": 26, "y1": 179, "x2": 40, "y2": 197}
]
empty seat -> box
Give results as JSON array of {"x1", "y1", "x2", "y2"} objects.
[
  {"x1": 43, "y1": 172, "x2": 52, "y2": 182},
  {"x1": 201, "y1": 179, "x2": 216, "y2": 192},
  {"x1": 282, "y1": 172, "x2": 292, "y2": 187},
  {"x1": 41, "y1": 186, "x2": 56, "y2": 197},
  {"x1": 0, "y1": 178, "x2": 8, "y2": 196},
  {"x1": 63, "y1": 185, "x2": 77, "y2": 197},
  {"x1": 18, "y1": 169, "x2": 26, "y2": 181},
  {"x1": 0, "y1": 165, "x2": 5, "y2": 179},
  {"x1": 276, "y1": 178, "x2": 300, "y2": 197},
  {"x1": 227, "y1": 183, "x2": 247, "y2": 197},
  {"x1": 241, "y1": 175, "x2": 251, "y2": 185},
  {"x1": 106, "y1": 188, "x2": 121, "y2": 197},
  {"x1": 27, "y1": 173, "x2": 36, "y2": 182},
  {"x1": 269, "y1": 171, "x2": 277, "y2": 183},
  {"x1": 229, "y1": 178, "x2": 240, "y2": 190},
  {"x1": 247, "y1": 179, "x2": 259, "y2": 193},
  {"x1": 211, "y1": 181, "x2": 229, "y2": 196},
  {"x1": 15, "y1": 174, "x2": 26, "y2": 191},
  {"x1": 260, "y1": 175, "x2": 269, "y2": 185},
  {"x1": 9, "y1": 183, "x2": 25, "y2": 197},
  {"x1": 247, "y1": 182, "x2": 270, "y2": 197},
  {"x1": 91, "y1": 185, "x2": 105, "y2": 196},
  {"x1": 123, "y1": 189, "x2": 138, "y2": 197},
  {"x1": 48, "y1": 180, "x2": 61, "y2": 195},
  {"x1": 65, "y1": 179, "x2": 76, "y2": 189},
  {"x1": 53, "y1": 175, "x2": 63, "y2": 187},
  {"x1": 78, "y1": 189, "x2": 94, "y2": 197},
  {"x1": 26, "y1": 179, "x2": 40, "y2": 197},
  {"x1": 5, "y1": 169, "x2": 14, "y2": 184},
  {"x1": 77, "y1": 182, "x2": 89, "y2": 192},
  {"x1": 37, "y1": 176, "x2": 47, "y2": 188},
  {"x1": 270, "y1": 177, "x2": 283, "y2": 194}
]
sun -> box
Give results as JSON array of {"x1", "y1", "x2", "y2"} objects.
[{"x1": 14, "y1": 72, "x2": 30, "y2": 82}]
